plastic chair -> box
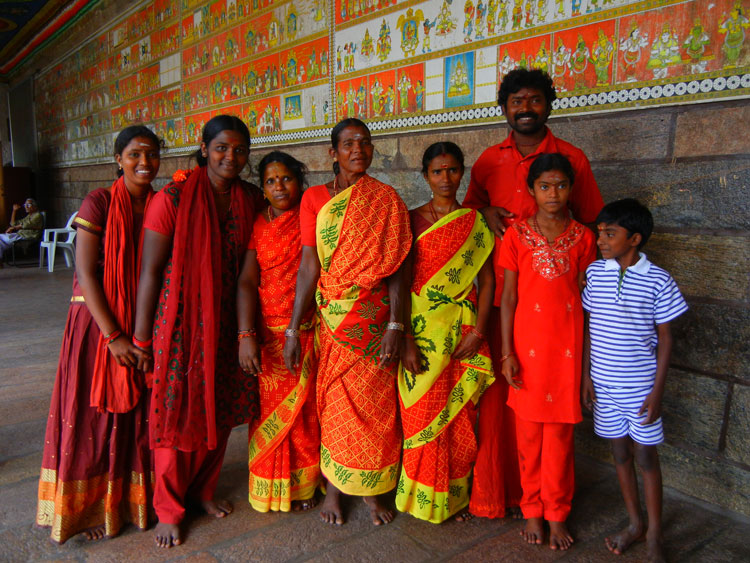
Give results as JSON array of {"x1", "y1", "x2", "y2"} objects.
[{"x1": 39, "y1": 211, "x2": 78, "y2": 272}]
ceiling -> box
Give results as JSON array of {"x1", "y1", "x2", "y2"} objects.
[{"x1": 0, "y1": 0, "x2": 92, "y2": 77}]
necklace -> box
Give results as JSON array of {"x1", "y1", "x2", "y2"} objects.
[
  {"x1": 428, "y1": 200, "x2": 459, "y2": 223},
  {"x1": 266, "y1": 205, "x2": 275, "y2": 222},
  {"x1": 531, "y1": 214, "x2": 568, "y2": 244}
]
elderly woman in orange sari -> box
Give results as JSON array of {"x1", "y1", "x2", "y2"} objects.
[
  {"x1": 284, "y1": 118, "x2": 411, "y2": 526},
  {"x1": 237, "y1": 151, "x2": 321, "y2": 512},
  {"x1": 397, "y1": 142, "x2": 495, "y2": 523}
]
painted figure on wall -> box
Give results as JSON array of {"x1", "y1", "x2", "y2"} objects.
[
  {"x1": 287, "y1": 4, "x2": 299, "y2": 41},
  {"x1": 371, "y1": 78, "x2": 384, "y2": 115},
  {"x1": 415, "y1": 79, "x2": 425, "y2": 110},
  {"x1": 436, "y1": 0, "x2": 457, "y2": 35},
  {"x1": 362, "y1": 29, "x2": 374, "y2": 58},
  {"x1": 398, "y1": 73, "x2": 413, "y2": 113},
  {"x1": 552, "y1": 39, "x2": 571, "y2": 90},
  {"x1": 590, "y1": 29, "x2": 614, "y2": 86},
  {"x1": 377, "y1": 19, "x2": 392, "y2": 61},
  {"x1": 719, "y1": 1, "x2": 750, "y2": 68},
  {"x1": 448, "y1": 57, "x2": 471, "y2": 97},
  {"x1": 569, "y1": 33, "x2": 590, "y2": 89},
  {"x1": 464, "y1": 0, "x2": 476, "y2": 43},
  {"x1": 533, "y1": 43, "x2": 549, "y2": 74},
  {"x1": 499, "y1": 48, "x2": 516, "y2": 78},
  {"x1": 488, "y1": 0, "x2": 498, "y2": 35},
  {"x1": 683, "y1": 18, "x2": 712, "y2": 74},
  {"x1": 398, "y1": 9, "x2": 424, "y2": 57},
  {"x1": 422, "y1": 18, "x2": 435, "y2": 53},
  {"x1": 620, "y1": 22, "x2": 649, "y2": 82},
  {"x1": 475, "y1": 0, "x2": 487, "y2": 40},
  {"x1": 511, "y1": 0, "x2": 523, "y2": 30},
  {"x1": 647, "y1": 23, "x2": 681, "y2": 79}
]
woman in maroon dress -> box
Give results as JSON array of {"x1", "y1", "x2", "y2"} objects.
[{"x1": 37, "y1": 126, "x2": 160, "y2": 543}]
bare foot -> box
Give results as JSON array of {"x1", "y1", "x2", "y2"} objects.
[
  {"x1": 454, "y1": 508, "x2": 474, "y2": 522},
  {"x1": 646, "y1": 535, "x2": 665, "y2": 563},
  {"x1": 83, "y1": 525, "x2": 106, "y2": 541},
  {"x1": 363, "y1": 495, "x2": 395, "y2": 525},
  {"x1": 605, "y1": 523, "x2": 644, "y2": 555},
  {"x1": 320, "y1": 486, "x2": 344, "y2": 525},
  {"x1": 520, "y1": 517, "x2": 544, "y2": 544},
  {"x1": 154, "y1": 522, "x2": 181, "y2": 548},
  {"x1": 292, "y1": 496, "x2": 319, "y2": 512},
  {"x1": 549, "y1": 521, "x2": 574, "y2": 551},
  {"x1": 201, "y1": 498, "x2": 233, "y2": 518},
  {"x1": 506, "y1": 506, "x2": 523, "y2": 520}
]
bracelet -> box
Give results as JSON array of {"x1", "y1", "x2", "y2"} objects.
[
  {"x1": 132, "y1": 335, "x2": 153, "y2": 349},
  {"x1": 470, "y1": 327, "x2": 485, "y2": 341},
  {"x1": 285, "y1": 328, "x2": 300, "y2": 338},
  {"x1": 237, "y1": 329, "x2": 257, "y2": 342},
  {"x1": 386, "y1": 322, "x2": 404, "y2": 332},
  {"x1": 499, "y1": 353, "x2": 515, "y2": 363},
  {"x1": 104, "y1": 329, "x2": 122, "y2": 346}
]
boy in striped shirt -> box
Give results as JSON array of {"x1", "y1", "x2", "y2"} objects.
[{"x1": 581, "y1": 199, "x2": 687, "y2": 563}]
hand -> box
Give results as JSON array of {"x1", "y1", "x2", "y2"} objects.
[
  {"x1": 379, "y1": 328, "x2": 401, "y2": 367},
  {"x1": 638, "y1": 390, "x2": 663, "y2": 425},
  {"x1": 501, "y1": 355, "x2": 521, "y2": 390},
  {"x1": 283, "y1": 335, "x2": 301, "y2": 375},
  {"x1": 401, "y1": 337, "x2": 423, "y2": 374},
  {"x1": 12, "y1": 203, "x2": 21, "y2": 211},
  {"x1": 479, "y1": 206, "x2": 514, "y2": 238},
  {"x1": 451, "y1": 332, "x2": 482, "y2": 361},
  {"x1": 581, "y1": 374, "x2": 596, "y2": 412},
  {"x1": 239, "y1": 337, "x2": 261, "y2": 376},
  {"x1": 108, "y1": 337, "x2": 147, "y2": 368}
]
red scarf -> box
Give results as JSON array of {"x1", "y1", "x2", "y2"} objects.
[
  {"x1": 152, "y1": 166, "x2": 253, "y2": 450},
  {"x1": 90, "y1": 176, "x2": 153, "y2": 413}
]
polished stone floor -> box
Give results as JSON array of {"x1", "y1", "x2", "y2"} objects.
[{"x1": 1, "y1": 261, "x2": 748, "y2": 562}]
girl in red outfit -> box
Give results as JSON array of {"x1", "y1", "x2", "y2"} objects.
[
  {"x1": 134, "y1": 115, "x2": 261, "y2": 548},
  {"x1": 498, "y1": 153, "x2": 596, "y2": 551}
]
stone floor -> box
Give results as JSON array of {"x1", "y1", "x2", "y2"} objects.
[{"x1": 1, "y1": 260, "x2": 749, "y2": 562}]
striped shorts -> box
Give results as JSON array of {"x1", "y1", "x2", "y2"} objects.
[{"x1": 592, "y1": 383, "x2": 664, "y2": 446}]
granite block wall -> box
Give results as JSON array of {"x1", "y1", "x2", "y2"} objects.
[{"x1": 37, "y1": 98, "x2": 750, "y2": 515}]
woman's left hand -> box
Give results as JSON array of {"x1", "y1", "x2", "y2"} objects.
[
  {"x1": 451, "y1": 332, "x2": 482, "y2": 361},
  {"x1": 379, "y1": 329, "x2": 402, "y2": 366},
  {"x1": 239, "y1": 337, "x2": 261, "y2": 376}
]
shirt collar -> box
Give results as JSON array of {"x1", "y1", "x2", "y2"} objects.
[
  {"x1": 604, "y1": 252, "x2": 651, "y2": 274},
  {"x1": 499, "y1": 126, "x2": 555, "y2": 156}
]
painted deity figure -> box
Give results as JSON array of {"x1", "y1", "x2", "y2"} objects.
[
  {"x1": 377, "y1": 19, "x2": 392, "y2": 61},
  {"x1": 488, "y1": 0, "x2": 498, "y2": 35},
  {"x1": 620, "y1": 22, "x2": 649, "y2": 82},
  {"x1": 555, "y1": 0, "x2": 564, "y2": 16},
  {"x1": 371, "y1": 78, "x2": 384, "y2": 115},
  {"x1": 448, "y1": 58, "x2": 471, "y2": 97},
  {"x1": 362, "y1": 29, "x2": 374, "y2": 58},
  {"x1": 569, "y1": 34, "x2": 590, "y2": 89},
  {"x1": 552, "y1": 39, "x2": 571, "y2": 90},
  {"x1": 719, "y1": 1, "x2": 750, "y2": 68},
  {"x1": 536, "y1": 0, "x2": 548, "y2": 23},
  {"x1": 646, "y1": 23, "x2": 681, "y2": 79},
  {"x1": 590, "y1": 29, "x2": 614, "y2": 86},
  {"x1": 398, "y1": 8, "x2": 424, "y2": 57},
  {"x1": 684, "y1": 18, "x2": 711, "y2": 74},
  {"x1": 464, "y1": 0, "x2": 476, "y2": 42},
  {"x1": 498, "y1": 48, "x2": 516, "y2": 78},
  {"x1": 436, "y1": 0, "x2": 457, "y2": 35},
  {"x1": 511, "y1": 0, "x2": 523, "y2": 30},
  {"x1": 475, "y1": 0, "x2": 487, "y2": 40},
  {"x1": 571, "y1": 0, "x2": 582, "y2": 17},
  {"x1": 415, "y1": 79, "x2": 425, "y2": 110},
  {"x1": 533, "y1": 43, "x2": 549, "y2": 74},
  {"x1": 398, "y1": 73, "x2": 413, "y2": 113},
  {"x1": 423, "y1": 18, "x2": 436, "y2": 53}
]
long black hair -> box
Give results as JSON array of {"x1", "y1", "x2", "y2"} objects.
[
  {"x1": 195, "y1": 114, "x2": 251, "y2": 166},
  {"x1": 114, "y1": 125, "x2": 160, "y2": 177}
]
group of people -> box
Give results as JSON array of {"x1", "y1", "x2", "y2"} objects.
[
  {"x1": 0, "y1": 198, "x2": 43, "y2": 266},
  {"x1": 36, "y1": 69, "x2": 686, "y2": 563}
]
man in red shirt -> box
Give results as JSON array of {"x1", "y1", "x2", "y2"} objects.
[{"x1": 466, "y1": 68, "x2": 603, "y2": 523}]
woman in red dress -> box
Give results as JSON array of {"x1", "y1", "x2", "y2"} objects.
[
  {"x1": 37, "y1": 126, "x2": 160, "y2": 543},
  {"x1": 134, "y1": 115, "x2": 261, "y2": 548},
  {"x1": 237, "y1": 151, "x2": 321, "y2": 513}
]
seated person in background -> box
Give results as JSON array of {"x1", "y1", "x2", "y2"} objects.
[{"x1": 0, "y1": 198, "x2": 43, "y2": 265}]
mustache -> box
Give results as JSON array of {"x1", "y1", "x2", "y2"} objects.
[{"x1": 516, "y1": 112, "x2": 539, "y2": 120}]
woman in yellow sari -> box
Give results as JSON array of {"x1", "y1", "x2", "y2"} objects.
[
  {"x1": 398, "y1": 142, "x2": 495, "y2": 523},
  {"x1": 284, "y1": 118, "x2": 411, "y2": 526}
]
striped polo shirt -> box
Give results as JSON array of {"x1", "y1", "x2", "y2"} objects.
[{"x1": 582, "y1": 254, "x2": 688, "y2": 387}]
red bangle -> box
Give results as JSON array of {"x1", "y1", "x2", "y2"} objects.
[
  {"x1": 238, "y1": 329, "x2": 257, "y2": 341},
  {"x1": 132, "y1": 335, "x2": 153, "y2": 348},
  {"x1": 470, "y1": 327, "x2": 485, "y2": 340},
  {"x1": 104, "y1": 329, "x2": 122, "y2": 346}
]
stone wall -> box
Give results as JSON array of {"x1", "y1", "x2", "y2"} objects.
[{"x1": 40, "y1": 97, "x2": 750, "y2": 516}]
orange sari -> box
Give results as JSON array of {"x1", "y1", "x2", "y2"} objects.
[
  {"x1": 248, "y1": 208, "x2": 320, "y2": 511},
  {"x1": 315, "y1": 175, "x2": 411, "y2": 496}
]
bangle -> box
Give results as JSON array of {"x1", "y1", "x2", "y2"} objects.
[
  {"x1": 285, "y1": 328, "x2": 300, "y2": 338},
  {"x1": 386, "y1": 322, "x2": 404, "y2": 332},
  {"x1": 499, "y1": 353, "x2": 515, "y2": 363},
  {"x1": 470, "y1": 327, "x2": 485, "y2": 340},
  {"x1": 104, "y1": 329, "x2": 122, "y2": 346},
  {"x1": 238, "y1": 329, "x2": 257, "y2": 342},
  {"x1": 132, "y1": 335, "x2": 153, "y2": 348}
]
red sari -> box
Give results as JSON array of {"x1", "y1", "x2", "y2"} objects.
[
  {"x1": 37, "y1": 180, "x2": 152, "y2": 543},
  {"x1": 247, "y1": 207, "x2": 320, "y2": 511}
]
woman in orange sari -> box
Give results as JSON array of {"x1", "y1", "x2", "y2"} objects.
[
  {"x1": 397, "y1": 142, "x2": 495, "y2": 523},
  {"x1": 134, "y1": 115, "x2": 261, "y2": 548},
  {"x1": 37, "y1": 126, "x2": 159, "y2": 543},
  {"x1": 237, "y1": 151, "x2": 320, "y2": 512},
  {"x1": 284, "y1": 118, "x2": 411, "y2": 526}
]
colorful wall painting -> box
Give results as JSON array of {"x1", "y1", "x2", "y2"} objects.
[{"x1": 34, "y1": 0, "x2": 750, "y2": 166}]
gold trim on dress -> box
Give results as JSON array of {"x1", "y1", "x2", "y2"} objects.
[
  {"x1": 70, "y1": 296, "x2": 85, "y2": 303},
  {"x1": 73, "y1": 216, "x2": 102, "y2": 232}
]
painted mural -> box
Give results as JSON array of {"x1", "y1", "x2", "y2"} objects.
[{"x1": 34, "y1": 0, "x2": 750, "y2": 165}]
